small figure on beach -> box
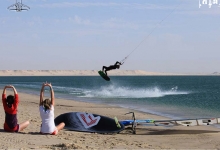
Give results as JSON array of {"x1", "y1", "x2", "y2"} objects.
[
  {"x1": 102, "y1": 61, "x2": 123, "y2": 76},
  {"x1": 39, "y1": 82, "x2": 65, "y2": 135},
  {"x1": 2, "y1": 85, "x2": 30, "y2": 132}
]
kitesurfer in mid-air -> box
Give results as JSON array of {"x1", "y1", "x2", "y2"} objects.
[{"x1": 102, "y1": 61, "x2": 122, "y2": 76}]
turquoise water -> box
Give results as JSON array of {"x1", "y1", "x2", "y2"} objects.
[{"x1": 0, "y1": 76, "x2": 220, "y2": 119}]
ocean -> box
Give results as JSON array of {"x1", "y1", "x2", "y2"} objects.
[{"x1": 0, "y1": 76, "x2": 220, "y2": 119}]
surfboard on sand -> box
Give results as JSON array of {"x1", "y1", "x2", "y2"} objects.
[
  {"x1": 120, "y1": 112, "x2": 220, "y2": 134},
  {"x1": 54, "y1": 112, "x2": 124, "y2": 134},
  {"x1": 121, "y1": 118, "x2": 220, "y2": 127},
  {"x1": 121, "y1": 112, "x2": 220, "y2": 127},
  {"x1": 98, "y1": 70, "x2": 110, "y2": 81}
]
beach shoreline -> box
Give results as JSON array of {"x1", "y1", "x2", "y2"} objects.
[{"x1": 0, "y1": 90, "x2": 220, "y2": 149}]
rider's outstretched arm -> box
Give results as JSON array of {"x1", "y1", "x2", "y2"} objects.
[{"x1": 115, "y1": 61, "x2": 121, "y2": 65}]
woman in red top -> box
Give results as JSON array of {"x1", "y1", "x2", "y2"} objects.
[{"x1": 2, "y1": 85, "x2": 29, "y2": 132}]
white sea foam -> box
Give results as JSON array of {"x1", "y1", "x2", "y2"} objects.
[{"x1": 79, "y1": 84, "x2": 189, "y2": 98}]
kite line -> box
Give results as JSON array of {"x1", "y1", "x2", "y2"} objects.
[{"x1": 120, "y1": 2, "x2": 182, "y2": 64}]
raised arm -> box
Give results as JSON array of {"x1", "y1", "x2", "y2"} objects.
[
  {"x1": 114, "y1": 61, "x2": 122, "y2": 66},
  {"x1": 48, "y1": 84, "x2": 55, "y2": 106},
  {"x1": 39, "y1": 82, "x2": 55, "y2": 106},
  {"x1": 2, "y1": 86, "x2": 8, "y2": 95},
  {"x1": 11, "y1": 86, "x2": 17, "y2": 95},
  {"x1": 39, "y1": 83, "x2": 45, "y2": 106},
  {"x1": 2, "y1": 85, "x2": 15, "y2": 95}
]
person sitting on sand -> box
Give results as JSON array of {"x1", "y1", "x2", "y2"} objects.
[
  {"x1": 39, "y1": 82, "x2": 65, "y2": 135},
  {"x1": 2, "y1": 85, "x2": 30, "y2": 132},
  {"x1": 102, "y1": 61, "x2": 123, "y2": 76}
]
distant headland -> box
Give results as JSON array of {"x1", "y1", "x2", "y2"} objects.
[{"x1": 0, "y1": 70, "x2": 218, "y2": 76}]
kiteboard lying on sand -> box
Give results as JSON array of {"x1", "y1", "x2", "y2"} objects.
[
  {"x1": 98, "y1": 70, "x2": 110, "y2": 81},
  {"x1": 121, "y1": 118, "x2": 220, "y2": 126},
  {"x1": 120, "y1": 112, "x2": 220, "y2": 134},
  {"x1": 54, "y1": 112, "x2": 124, "y2": 134}
]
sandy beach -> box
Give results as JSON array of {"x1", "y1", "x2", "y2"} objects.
[{"x1": 0, "y1": 89, "x2": 219, "y2": 149}]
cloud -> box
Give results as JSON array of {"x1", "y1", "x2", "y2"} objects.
[
  {"x1": 68, "y1": 15, "x2": 91, "y2": 25},
  {"x1": 101, "y1": 18, "x2": 139, "y2": 30},
  {"x1": 37, "y1": 2, "x2": 174, "y2": 10},
  {"x1": 52, "y1": 15, "x2": 139, "y2": 31},
  {"x1": 38, "y1": 2, "x2": 119, "y2": 8},
  {"x1": 179, "y1": 9, "x2": 220, "y2": 15}
]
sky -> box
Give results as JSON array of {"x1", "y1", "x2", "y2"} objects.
[{"x1": 0, "y1": 0, "x2": 219, "y2": 74}]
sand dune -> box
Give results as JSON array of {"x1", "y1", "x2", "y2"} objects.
[{"x1": 0, "y1": 70, "x2": 184, "y2": 76}]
